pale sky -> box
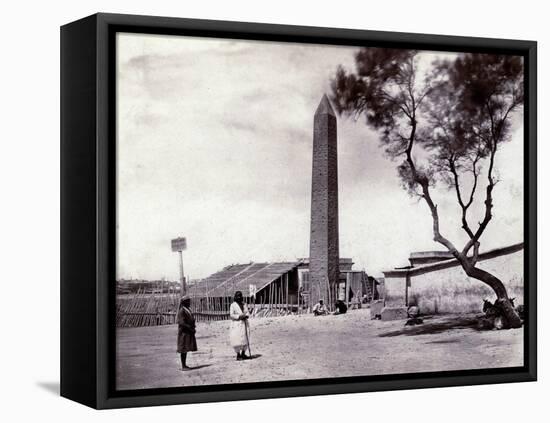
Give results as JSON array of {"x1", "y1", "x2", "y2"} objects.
[{"x1": 116, "y1": 33, "x2": 524, "y2": 281}]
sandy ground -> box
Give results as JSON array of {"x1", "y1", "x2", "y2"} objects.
[{"x1": 116, "y1": 309, "x2": 523, "y2": 390}]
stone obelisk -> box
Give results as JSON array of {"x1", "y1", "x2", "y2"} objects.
[{"x1": 309, "y1": 94, "x2": 339, "y2": 305}]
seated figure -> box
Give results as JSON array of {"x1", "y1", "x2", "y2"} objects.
[
  {"x1": 334, "y1": 299, "x2": 348, "y2": 315},
  {"x1": 312, "y1": 299, "x2": 328, "y2": 316}
]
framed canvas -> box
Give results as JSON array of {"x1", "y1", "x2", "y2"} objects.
[{"x1": 60, "y1": 13, "x2": 537, "y2": 409}]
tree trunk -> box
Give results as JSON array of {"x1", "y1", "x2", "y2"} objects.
[{"x1": 457, "y1": 256, "x2": 522, "y2": 329}]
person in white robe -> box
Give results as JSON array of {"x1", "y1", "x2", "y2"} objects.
[
  {"x1": 312, "y1": 299, "x2": 328, "y2": 316},
  {"x1": 229, "y1": 291, "x2": 251, "y2": 360}
]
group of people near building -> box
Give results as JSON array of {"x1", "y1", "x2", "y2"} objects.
[
  {"x1": 312, "y1": 299, "x2": 348, "y2": 316},
  {"x1": 176, "y1": 290, "x2": 252, "y2": 371}
]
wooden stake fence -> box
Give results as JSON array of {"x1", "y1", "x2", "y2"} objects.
[{"x1": 117, "y1": 273, "x2": 313, "y2": 328}]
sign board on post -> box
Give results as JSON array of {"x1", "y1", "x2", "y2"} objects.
[
  {"x1": 171, "y1": 237, "x2": 187, "y2": 252},
  {"x1": 171, "y1": 237, "x2": 188, "y2": 296}
]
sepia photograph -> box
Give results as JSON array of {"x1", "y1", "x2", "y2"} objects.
[{"x1": 114, "y1": 32, "x2": 526, "y2": 391}]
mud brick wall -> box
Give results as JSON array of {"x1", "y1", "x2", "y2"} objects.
[{"x1": 383, "y1": 244, "x2": 524, "y2": 314}]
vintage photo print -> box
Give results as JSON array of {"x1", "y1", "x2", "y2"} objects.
[{"x1": 115, "y1": 32, "x2": 525, "y2": 391}]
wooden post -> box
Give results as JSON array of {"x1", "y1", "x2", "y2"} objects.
[
  {"x1": 276, "y1": 283, "x2": 278, "y2": 314},
  {"x1": 270, "y1": 285, "x2": 273, "y2": 311},
  {"x1": 276, "y1": 282, "x2": 279, "y2": 314},
  {"x1": 326, "y1": 277, "x2": 332, "y2": 312},
  {"x1": 275, "y1": 281, "x2": 278, "y2": 315},
  {"x1": 225, "y1": 285, "x2": 228, "y2": 316},
  {"x1": 277, "y1": 281, "x2": 280, "y2": 315},
  {"x1": 270, "y1": 284, "x2": 273, "y2": 313},
  {"x1": 281, "y1": 278, "x2": 283, "y2": 313},
  {"x1": 345, "y1": 272, "x2": 350, "y2": 306},
  {"x1": 277, "y1": 280, "x2": 281, "y2": 315},
  {"x1": 285, "y1": 274, "x2": 289, "y2": 312},
  {"x1": 279, "y1": 278, "x2": 283, "y2": 314},
  {"x1": 178, "y1": 250, "x2": 187, "y2": 296}
]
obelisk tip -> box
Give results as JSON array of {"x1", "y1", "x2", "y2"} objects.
[{"x1": 315, "y1": 94, "x2": 336, "y2": 117}]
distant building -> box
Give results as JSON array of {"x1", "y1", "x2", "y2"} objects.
[
  {"x1": 116, "y1": 279, "x2": 180, "y2": 295},
  {"x1": 408, "y1": 251, "x2": 454, "y2": 266}
]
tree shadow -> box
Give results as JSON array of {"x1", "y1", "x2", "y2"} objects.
[
  {"x1": 36, "y1": 381, "x2": 60, "y2": 396},
  {"x1": 378, "y1": 315, "x2": 481, "y2": 337},
  {"x1": 425, "y1": 339, "x2": 461, "y2": 344}
]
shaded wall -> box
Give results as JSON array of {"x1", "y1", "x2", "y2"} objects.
[
  {"x1": 255, "y1": 268, "x2": 299, "y2": 305},
  {"x1": 383, "y1": 244, "x2": 524, "y2": 314}
]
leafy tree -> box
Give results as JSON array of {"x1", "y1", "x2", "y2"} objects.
[{"x1": 331, "y1": 49, "x2": 523, "y2": 328}]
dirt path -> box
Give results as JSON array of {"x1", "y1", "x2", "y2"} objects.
[{"x1": 116, "y1": 309, "x2": 523, "y2": 390}]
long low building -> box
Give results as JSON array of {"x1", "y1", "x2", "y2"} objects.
[
  {"x1": 189, "y1": 258, "x2": 376, "y2": 311},
  {"x1": 190, "y1": 261, "x2": 300, "y2": 304}
]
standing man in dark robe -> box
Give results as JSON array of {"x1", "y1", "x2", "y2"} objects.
[{"x1": 177, "y1": 294, "x2": 197, "y2": 370}]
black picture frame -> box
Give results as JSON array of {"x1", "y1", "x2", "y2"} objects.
[{"x1": 60, "y1": 12, "x2": 537, "y2": 409}]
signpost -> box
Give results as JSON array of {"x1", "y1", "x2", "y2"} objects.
[{"x1": 171, "y1": 237, "x2": 187, "y2": 296}]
